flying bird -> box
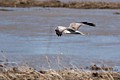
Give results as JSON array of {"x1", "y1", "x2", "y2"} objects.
[{"x1": 55, "y1": 22, "x2": 96, "y2": 36}]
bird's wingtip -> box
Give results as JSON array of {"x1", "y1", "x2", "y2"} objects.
[{"x1": 80, "y1": 22, "x2": 96, "y2": 27}]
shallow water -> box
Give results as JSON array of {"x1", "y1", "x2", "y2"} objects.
[{"x1": 0, "y1": 7, "x2": 120, "y2": 69}]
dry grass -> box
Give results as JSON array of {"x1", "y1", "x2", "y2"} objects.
[
  {"x1": 0, "y1": 64, "x2": 120, "y2": 80},
  {"x1": 67, "y1": 1, "x2": 120, "y2": 9},
  {"x1": 0, "y1": 0, "x2": 35, "y2": 7},
  {"x1": 0, "y1": 0, "x2": 120, "y2": 9},
  {"x1": 0, "y1": 53, "x2": 120, "y2": 80}
]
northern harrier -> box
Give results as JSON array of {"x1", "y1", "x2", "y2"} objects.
[{"x1": 55, "y1": 22, "x2": 95, "y2": 36}]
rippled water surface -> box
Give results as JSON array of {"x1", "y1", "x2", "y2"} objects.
[{"x1": 0, "y1": 7, "x2": 120, "y2": 69}]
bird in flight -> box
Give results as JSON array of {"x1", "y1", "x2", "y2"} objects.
[{"x1": 55, "y1": 22, "x2": 96, "y2": 37}]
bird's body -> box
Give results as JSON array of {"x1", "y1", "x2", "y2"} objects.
[{"x1": 55, "y1": 22, "x2": 95, "y2": 36}]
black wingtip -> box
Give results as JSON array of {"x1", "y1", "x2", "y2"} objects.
[{"x1": 81, "y1": 22, "x2": 96, "y2": 27}]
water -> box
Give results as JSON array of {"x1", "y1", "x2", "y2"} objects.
[{"x1": 0, "y1": 7, "x2": 120, "y2": 69}]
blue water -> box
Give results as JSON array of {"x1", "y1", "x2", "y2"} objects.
[{"x1": 0, "y1": 7, "x2": 120, "y2": 69}]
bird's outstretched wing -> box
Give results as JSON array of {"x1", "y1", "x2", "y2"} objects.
[
  {"x1": 69, "y1": 23, "x2": 82, "y2": 30},
  {"x1": 69, "y1": 22, "x2": 96, "y2": 30}
]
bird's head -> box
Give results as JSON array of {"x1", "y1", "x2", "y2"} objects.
[{"x1": 55, "y1": 28, "x2": 62, "y2": 37}]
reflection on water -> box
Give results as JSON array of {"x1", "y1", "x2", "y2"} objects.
[{"x1": 0, "y1": 7, "x2": 120, "y2": 69}]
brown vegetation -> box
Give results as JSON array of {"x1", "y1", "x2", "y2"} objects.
[
  {"x1": 88, "y1": 64, "x2": 113, "y2": 71},
  {"x1": 0, "y1": 0, "x2": 35, "y2": 7},
  {"x1": 0, "y1": 0, "x2": 120, "y2": 9},
  {"x1": 67, "y1": 1, "x2": 120, "y2": 9},
  {"x1": 0, "y1": 64, "x2": 120, "y2": 80}
]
